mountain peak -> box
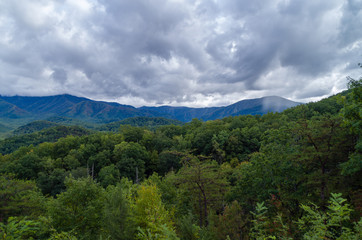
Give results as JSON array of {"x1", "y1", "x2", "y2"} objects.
[{"x1": 0, "y1": 94, "x2": 301, "y2": 122}]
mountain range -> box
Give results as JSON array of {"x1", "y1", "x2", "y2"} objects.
[{"x1": 0, "y1": 94, "x2": 301, "y2": 123}]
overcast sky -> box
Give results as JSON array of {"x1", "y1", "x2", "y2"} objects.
[{"x1": 0, "y1": 0, "x2": 361, "y2": 107}]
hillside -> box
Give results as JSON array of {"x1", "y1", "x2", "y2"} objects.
[
  {"x1": 0, "y1": 125, "x2": 91, "y2": 154},
  {"x1": 0, "y1": 85, "x2": 360, "y2": 239},
  {"x1": 0, "y1": 98, "x2": 30, "y2": 118},
  {"x1": 0, "y1": 123, "x2": 12, "y2": 139},
  {"x1": 11, "y1": 120, "x2": 59, "y2": 135},
  {"x1": 0, "y1": 94, "x2": 146, "y2": 120},
  {"x1": 0, "y1": 94, "x2": 301, "y2": 123},
  {"x1": 98, "y1": 117, "x2": 184, "y2": 132}
]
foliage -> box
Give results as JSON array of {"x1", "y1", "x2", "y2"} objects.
[
  {"x1": 102, "y1": 184, "x2": 134, "y2": 240},
  {"x1": 0, "y1": 126, "x2": 90, "y2": 155},
  {"x1": 98, "y1": 164, "x2": 120, "y2": 188},
  {"x1": 132, "y1": 183, "x2": 176, "y2": 239},
  {"x1": 0, "y1": 175, "x2": 45, "y2": 222},
  {"x1": 340, "y1": 75, "x2": 362, "y2": 176},
  {"x1": 0, "y1": 217, "x2": 41, "y2": 240},
  {"x1": 294, "y1": 115, "x2": 353, "y2": 205},
  {"x1": 98, "y1": 117, "x2": 183, "y2": 132},
  {"x1": 113, "y1": 141, "x2": 150, "y2": 181},
  {"x1": 175, "y1": 156, "x2": 229, "y2": 227},
  {"x1": 297, "y1": 193, "x2": 361, "y2": 239},
  {"x1": 210, "y1": 200, "x2": 248, "y2": 240},
  {"x1": 47, "y1": 177, "x2": 105, "y2": 239},
  {"x1": 0, "y1": 86, "x2": 360, "y2": 239},
  {"x1": 11, "y1": 121, "x2": 59, "y2": 136},
  {"x1": 176, "y1": 212, "x2": 201, "y2": 240},
  {"x1": 48, "y1": 231, "x2": 78, "y2": 240}
]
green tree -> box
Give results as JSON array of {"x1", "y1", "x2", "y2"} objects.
[
  {"x1": 48, "y1": 231, "x2": 78, "y2": 240},
  {"x1": 210, "y1": 200, "x2": 248, "y2": 240},
  {"x1": 132, "y1": 183, "x2": 177, "y2": 239},
  {"x1": 190, "y1": 121, "x2": 225, "y2": 156},
  {"x1": 87, "y1": 149, "x2": 112, "y2": 177},
  {"x1": 120, "y1": 125, "x2": 144, "y2": 143},
  {"x1": 295, "y1": 115, "x2": 353, "y2": 205},
  {"x1": 225, "y1": 126, "x2": 261, "y2": 162},
  {"x1": 249, "y1": 202, "x2": 292, "y2": 240},
  {"x1": 98, "y1": 164, "x2": 120, "y2": 188},
  {"x1": 37, "y1": 168, "x2": 67, "y2": 196},
  {"x1": 297, "y1": 193, "x2": 361, "y2": 239},
  {"x1": 176, "y1": 212, "x2": 201, "y2": 240},
  {"x1": 51, "y1": 136, "x2": 81, "y2": 160},
  {"x1": 211, "y1": 130, "x2": 228, "y2": 164},
  {"x1": 113, "y1": 142, "x2": 149, "y2": 182},
  {"x1": 341, "y1": 73, "x2": 362, "y2": 176},
  {"x1": 147, "y1": 132, "x2": 175, "y2": 153},
  {"x1": 0, "y1": 175, "x2": 45, "y2": 222},
  {"x1": 103, "y1": 184, "x2": 134, "y2": 240},
  {"x1": 250, "y1": 202, "x2": 270, "y2": 240},
  {"x1": 157, "y1": 151, "x2": 185, "y2": 176},
  {"x1": 10, "y1": 152, "x2": 46, "y2": 180},
  {"x1": 175, "y1": 156, "x2": 228, "y2": 227},
  {"x1": 0, "y1": 217, "x2": 42, "y2": 240},
  {"x1": 47, "y1": 177, "x2": 104, "y2": 239}
]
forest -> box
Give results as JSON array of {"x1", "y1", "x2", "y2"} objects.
[{"x1": 0, "y1": 78, "x2": 361, "y2": 240}]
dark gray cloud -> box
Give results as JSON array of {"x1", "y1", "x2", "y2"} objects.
[
  {"x1": 0, "y1": 0, "x2": 361, "y2": 107},
  {"x1": 51, "y1": 68, "x2": 67, "y2": 84}
]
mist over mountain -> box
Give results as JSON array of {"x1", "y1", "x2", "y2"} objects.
[
  {"x1": 140, "y1": 96, "x2": 301, "y2": 122},
  {"x1": 0, "y1": 94, "x2": 301, "y2": 123}
]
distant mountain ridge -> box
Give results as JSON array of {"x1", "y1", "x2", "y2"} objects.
[
  {"x1": 0, "y1": 94, "x2": 301, "y2": 122},
  {"x1": 140, "y1": 96, "x2": 301, "y2": 121},
  {"x1": 0, "y1": 94, "x2": 142, "y2": 120}
]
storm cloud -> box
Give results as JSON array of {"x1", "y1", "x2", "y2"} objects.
[{"x1": 0, "y1": 0, "x2": 361, "y2": 107}]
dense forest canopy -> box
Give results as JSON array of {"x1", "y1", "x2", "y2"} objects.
[{"x1": 0, "y1": 79, "x2": 361, "y2": 239}]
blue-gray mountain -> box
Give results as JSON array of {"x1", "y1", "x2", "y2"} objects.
[
  {"x1": 141, "y1": 96, "x2": 301, "y2": 122},
  {"x1": 0, "y1": 94, "x2": 301, "y2": 122}
]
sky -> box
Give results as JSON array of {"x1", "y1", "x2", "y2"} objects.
[{"x1": 0, "y1": 0, "x2": 361, "y2": 107}]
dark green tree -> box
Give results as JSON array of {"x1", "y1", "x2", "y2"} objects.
[
  {"x1": 175, "y1": 156, "x2": 228, "y2": 227},
  {"x1": 341, "y1": 73, "x2": 362, "y2": 176},
  {"x1": 103, "y1": 184, "x2": 134, "y2": 240},
  {"x1": 47, "y1": 177, "x2": 104, "y2": 239},
  {"x1": 0, "y1": 175, "x2": 45, "y2": 222},
  {"x1": 98, "y1": 164, "x2": 120, "y2": 188},
  {"x1": 295, "y1": 115, "x2": 353, "y2": 205},
  {"x1": 113, "y1": 142, "x2": 150, "y2": 182}
]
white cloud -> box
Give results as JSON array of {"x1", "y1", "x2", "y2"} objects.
[{"x1": 0, "y1": 0, "x2": 360, "y2": 106}]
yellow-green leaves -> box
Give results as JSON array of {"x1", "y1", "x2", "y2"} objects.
[{"x1": 132, "y1": 183, "x2": 176, "y2": 240}]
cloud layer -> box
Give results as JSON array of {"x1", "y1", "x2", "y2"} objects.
[{"x1": 1, "y1": 0, "x2": 361, "y2": 107}]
